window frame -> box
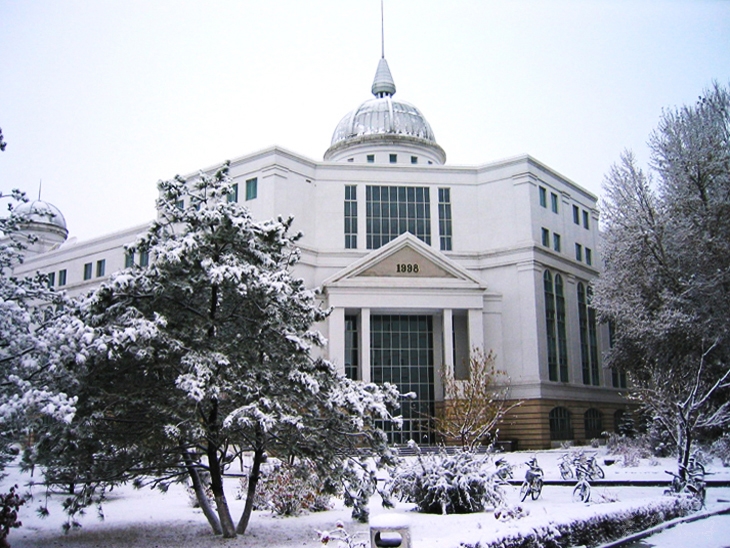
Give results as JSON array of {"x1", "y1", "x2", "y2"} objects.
[{"x1": 245, "y1": 177, "x2": 257, "y2": 201}]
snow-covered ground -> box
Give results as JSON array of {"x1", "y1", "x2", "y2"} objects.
[{"x1": 3, "y1": 448, "x2": 730, "y2": 548}]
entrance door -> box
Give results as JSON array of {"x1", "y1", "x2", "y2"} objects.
[{"x1": 371, "y1": 315, "x2": 435, "y2": 444}]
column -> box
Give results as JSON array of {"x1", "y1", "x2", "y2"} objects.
[
  {"x1": 360, "y1": 308, "x2": 371, "y2": 383},
  {"x1": 468, "y1": 308, "x2": 484, "y2": 354},
  {"x1": 328, "y1": 307, "x2": 345, "y2": 375},
  {"x1": 442, "y1": 309, "x2": 454, "y2": 377}
]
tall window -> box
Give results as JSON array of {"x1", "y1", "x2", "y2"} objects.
[
  {"x1": 366, "y1": 186, "x2": 431, "y2": 249},
  {"x1": 544, "y1": 271, "x2": 569, "y2": 382},
  {"x1": 553, "y1": 233, "x2": 561, "y2": 252},
  {"x1": 58, "y1": 269, "x2": 67, "y2": 287},
  {"x1": 345, "y1": 315, "x2": 359, "y2": 380},
  {"x1": 584, "y1": 408, "x2": 603, "y2": 439},
  {"x1": 551, "y1": 192, "x2": 559, "y2": 213},
  {"x1": 573, "y1": 205, "x2": 580, "y2": 224},
  {"x1": 47, "y1": 271, "x2": 55, "y2": 287},
  {"x1": 83, "y1": 262, "x2": 92, "y2": 281},
  {"x1": 585, "y1": 248, "x2": 593, "y2": 266},
  {"x1": 539, "y1": 186, "x2": 547, "y2": 208},
  {"x1": 541, "y1": 227, "x2": 550, "y2": 247},
  {"x1": 578, "y1": 282, "x2": 600, "y2": 385},
  {"x1": 575, "y1": 243, "x2": 583, "y2": 262},
  {"x1": 344, "y1": 185, "x2": 357, "y2": 249},
  {"x1": 582, "y1": 210, "x2": 590, "y2": 229},
  {"x1": 245, "y1": 177, "x2": 257, "y2": 201},
  {"x1": 438, "y1": 187, "x2": 452, "y2": 251},
  {"x1": 549, "y1": 407, "x2": 572, "y2": 441},
  {"x1": 125, "y1": 251, "x2": 134, "y2": 268},
  {"x1": 139, "y1": 250, "x2": 149, "y2": 267},
  {"x1": 227, "y1": 182, "x2": 239, "y2": 203},
  {"x1": 96, "y1": 259, "x2": 106, "y2": 277}
]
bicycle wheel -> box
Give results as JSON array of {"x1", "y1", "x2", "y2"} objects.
[
  {"x1": 520, "y1": 482, "x2": 530, "y2": 502},
  {"x1": 594, "y1": 465, "x2": 605, "y2": 479},
  {"x1": 531, "y1": 478, "x2": 543, "y2": 500},
  {"x1": 573, "y1": 482, "x2": 589, "y2": 503},
  {"x1": 560, "y1": 465, "x2": 573, "y2": 480}
]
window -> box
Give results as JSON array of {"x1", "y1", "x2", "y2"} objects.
[
  {"x1": 585, "y1": 248, "x2": 593, "y2": 266},
  {"x1": 410, "y1": 155, "x2": 418, "y2": 164},
  {"x1": 551, "y1": 192, "x2": 559, "y2": 213},
  {"x1": 389, "y1": 153, "x2": 397, "y2": 164},
  {"x1": 573, "y1": 205, "x2": 580, "y2": 224},
  {"x1": 366, "y1": 185, "x2": 431, "y2": 249},
  {"x1": 438, "y1": 187, "x2": 452, "y2": 251},
  {"x1": 553, "y1": 233, "x2": 561, "y2": 252},
  {"x1": 347, "y1": 158, "x2": 354, "y2": 162},
  {"x1": 544, "y1": 271, "x2": 568, "y2": 382},
  {"x1": 584, "y1": 408, "x2": 604, "y2": 440},
  {"x1": 125, "y1": 251, "x2": 134, "y2": 268},
  {"x1": 609, "y1": 322, "x2": 628, "y2": 388},
  {"x1": 58, "y1": 269, "x2": 67, "y2": 287},
  {"x1": 367, "y1": 154, "x2": 375, "y2": 163},
  {"x1": 344, "y1": 185, "x2": 357, "y2": 249},
  {"x1": 583, "y1": 210, "x2": 590, "y2": 229},
  {"x1": 47, "y1": 271, "x2": 55, "y2": 287},
  {"x1": 227, "y1": 182, "x2": 238, "y2": 203},
  {"x1": 541, "y1": 228, "x2": 550, "y2": 247},
  {"x1": 175, "y1": 200, "x2": 184, "y2": 210},
  {"x1": 575, "y1": 243, "x2": 583, "y2": 262},
  {"x1": 539, "y1": 186, "x2": 547, "y2": 208},
  {"x1": 139, "y1": 250, "x2": 149, "y2": 267},
  {"x1": 549, "y1": 407, "x2": 572, "y2": 441},
  {"x1": 245, "y1": 177, "x2": 257, "y2": 201},
  {"x1": 345, "y1": 315, "x2": 359, "y2": 380},
  {"x1": 578, "y1": 282, "x2": 600, "y2": 385},
  {"x1": 83, "y1": 263, "x2": 92, "y2": 281},
  {"x1": 96, "y1": 259, "x2": 105, "y2": 277}
]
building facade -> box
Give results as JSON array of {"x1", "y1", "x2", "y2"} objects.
[{"x1": 12, "y1": 56, "x2": 630, "y2": 449}]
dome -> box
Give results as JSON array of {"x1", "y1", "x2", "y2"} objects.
[
  {"x1": 14, "y1": 199, "x2": 68, "y2": 231},
  {"x1": 324, "y1": 57, "x2": 445, "y2": 164}
]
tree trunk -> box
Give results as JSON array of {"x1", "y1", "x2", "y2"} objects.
[
  {"x1": 183, "y1": 449, "x2": 222, "y2": 535},
  {"x1": 236, "y1": 446, "x2": 265, "y2": 535},
  {"x1": 207, "y1": 439, "x2": 237, "y2": 538}
]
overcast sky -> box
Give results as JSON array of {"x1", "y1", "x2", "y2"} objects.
[{"x1": 1, "y1": 0, "x2": 729, "y2": 241}]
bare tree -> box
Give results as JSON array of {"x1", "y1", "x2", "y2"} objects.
[{"x1": 434, "y1": 349, "x2": 521, "y2": 451}]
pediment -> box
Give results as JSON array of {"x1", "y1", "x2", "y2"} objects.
[{"x1": 323, "y1": 233, "x2": 485, "y2": 288}]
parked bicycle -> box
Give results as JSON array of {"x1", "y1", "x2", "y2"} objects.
[
  {"x1": 664, "y1": 463, "x2": 706, "y2": 509},
  {"x1": 558, "y1": 453, "x2": 573, "y2": 480},
  {"x1": 519, "y1": 457, "x2": 544, "y2": 501},
  {"x1": 572, "y1": 459, "x2": 593, "y2": 503},
  {"x1": 584, "y1": 452, "x2": 605, "y2": 479}
]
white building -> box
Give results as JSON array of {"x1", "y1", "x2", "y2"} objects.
[{"x1": 13, "y1": 55, "x2": 629, "y2": 449}]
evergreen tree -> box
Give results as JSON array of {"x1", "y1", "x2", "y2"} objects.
[
  {"x1": 37, "y1": 164, "x2": 400, "y2": 537},
  {"x1": 594, "y1": 82, "x2": 730, "y2": 474}
]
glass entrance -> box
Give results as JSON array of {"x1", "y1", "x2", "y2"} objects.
[{"x1": 371, "y1": 315, "x2": 435, "y2": 444}]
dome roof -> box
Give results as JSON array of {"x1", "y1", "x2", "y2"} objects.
[
  {"x1": 325, "y1": 57, "x2": 445, "y2": 163},
  {"x1": 14, "y1": 199, "x2": 68, "y2": 231}
]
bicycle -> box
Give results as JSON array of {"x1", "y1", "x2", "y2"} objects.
[
  {"x1": 572, "y1": 461, "x2": 593, "y2": 503},
  {"x1": 558, "y1": 453, "x2": 573, "y2": 480},
  {"x1": 585, "y1": 453, "x2": 605, "y2": 479},
  {"x1": 519, "y1": 457, "x2": 544, "y2": 502},
  {"x1": 664, "y1": 465, "x2": 706, "y2": 510}
]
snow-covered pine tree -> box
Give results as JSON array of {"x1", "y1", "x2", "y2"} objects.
[
  {"x1": 0, "y1": 190, "x2": 89, "y2": 478},
  {"x1": 41, "y1": 165, "x2": 400, "y2": 538},
  {"x1": 594, "y1": 82, "x2": 730, "y2": 476}
]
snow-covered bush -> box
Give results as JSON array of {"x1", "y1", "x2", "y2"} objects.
[
  {"x1": 711, "y1": 434, "x2": 730, "y2": 467},
  {"x1": 1, "y1": 485, "x2": 24, "y2": 548},
  {"x1": 605, "y1": 432, "x2": 652, "y2": 466},
  {"x1": 386, "y1": 444, "x2": 506, "y2": 515},
  {"x1": 237, "y1": 459, "x2": 331, "y2": 516},
  {"x1": 317, "y1": 521, "x2": 368, "y2": 548}
]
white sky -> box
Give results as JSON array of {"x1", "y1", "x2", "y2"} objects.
[{"x1": 1, "y1": 0, "x2": 729, "y2": 241}]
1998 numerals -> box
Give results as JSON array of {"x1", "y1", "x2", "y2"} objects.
[{"x1": 396, "y1": 263, "x2": 420, "y2": 273}]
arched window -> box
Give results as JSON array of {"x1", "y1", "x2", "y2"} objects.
[
  {"x1": 544, "y1": 270, "x2": 569, "y2": 382},
  {"x1": 549, "y1": 407, "x2": 572, "y2": 441},
  {"x1": 578, "y1": 282, "x2": 600, "y2": 385},
  {"x1": 584, "y1": 408, "x2": 603, "y2": 440}
]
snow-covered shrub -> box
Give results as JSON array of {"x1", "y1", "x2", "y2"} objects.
[
  {"x1": 494, "y1": 504, "x2": 529, "y2": 522},
  {"x1": 1, "y1": 485, "x2": 24, "y2": 548},
  {"x1": 463, "y1": 495, "x2": 697, "y2": 548},
  {"x1": 237, "y1": 459, "x2": 331, "y2": 516},
  {"x1": 317, "y1": 521, "x2": 368, "y2": 548},
  {"x1": 711, "y1": 434, "x2": 730, "y2": 467},
  {"x1": 386, "y1": 444, "x2": 506, "y2": 515},
  {"x1": 605, "y1": 432, "x2": 652, "y2": 466}
]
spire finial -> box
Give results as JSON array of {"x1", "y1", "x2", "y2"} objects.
[
  {"x1": 38, "y1": 179, "x2": 42, "y2": 200},
  {"x1": 372, "y1": 0, "x2": 396, "y2": 97}
]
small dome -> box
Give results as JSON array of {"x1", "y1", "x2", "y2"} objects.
[
  {"x1": 14, "y1": 199, "x2": 67, "y2": 231},
  {"x1": 324, "y1": 57, "x2": 445, "y2": 164},
  {"x1": 330, "y1": 97, "x2": 437, "y2": 147}
]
